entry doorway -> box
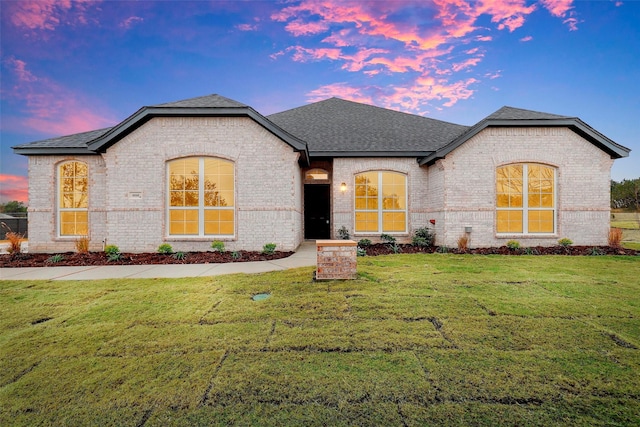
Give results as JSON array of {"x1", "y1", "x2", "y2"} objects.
[{"x1": 304, "y1": 184, "x2": 330, "y2": 239}]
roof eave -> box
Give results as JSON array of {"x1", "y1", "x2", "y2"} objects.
[
  {"x1": 310, "y1": 150, "x2": 433, "y2": 158},
  {"x1": 13, "y1": 147, "x2": 97, "y2": 156}
]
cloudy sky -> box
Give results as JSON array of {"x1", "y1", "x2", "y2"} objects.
[{"x1": 1, "y1": 0, "x2": 638, "y2": 203}]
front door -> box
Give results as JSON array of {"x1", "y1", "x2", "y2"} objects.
[{"x1": 304, "y1": 184, "x2": 330, "y2": 239}]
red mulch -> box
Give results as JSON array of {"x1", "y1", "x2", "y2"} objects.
[
  {"x1": 0, "y1": 244, "x2": 636, "y2": 268},
  {"x1": 0, "y1": 250, "x2": 294, "y2": 268},
  {"x1": 362, "y1": 243, "x2": 638, "y2": 257}
]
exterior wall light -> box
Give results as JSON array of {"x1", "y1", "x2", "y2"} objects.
[{"x1": 340, "y1": 182, "x2": 347, "y2": 192}]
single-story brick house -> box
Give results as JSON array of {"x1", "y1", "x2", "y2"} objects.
[{"x1": 13, "y1": 94, "x2": 630, "y2": 253}]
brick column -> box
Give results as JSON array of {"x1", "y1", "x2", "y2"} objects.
[{"x1": 315, "y1": 240, "x2": 357, "y2": 280}]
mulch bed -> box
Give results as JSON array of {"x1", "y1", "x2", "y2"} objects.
[
  {"x1": 0, "y1": 250, "x2": 293, "y2": 268},
  {"x1": 0, "y1": 244, "x2": 636, "y2": 268}
]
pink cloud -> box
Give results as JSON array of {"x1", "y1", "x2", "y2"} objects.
[
  {"x1": 539, "y1": 0, "x2": 574, "y2": 17},
  {"x1": 3, "y1": 57, "x2": 115, "y2": 136},
  {"x1": 520, "y1": 35, "x2": 534, "y2": 42},
  {"x1": 306, "y1": 83, "x2": 375, "y2": 105},
  {"x1": 236, "y1": 23, "x2": 258, "y2": 31},
  {"x1": 8, "y1": 0, "x2": 99, "y2": 31},
  {"x1": 120, "y1": 16, "x2": 144, "y2": 30},
  {"x1": 0, "y1": 175, "x2": 29, "y2": 204},
  {"x1": 272, "y1": 0, "x2": 577, "y2": 112}
]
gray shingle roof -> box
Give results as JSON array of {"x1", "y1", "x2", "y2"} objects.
[
  {"x1": 11, "y1": 128, "x2": 112, "y2": 152},
  {"x1": 152, "y1": 94, "x2": 248, "y2": 108},
  {"x1": 486, "y1": 106, "x2": 572, "y2": 120},
  {"x1": 268, "y1": 98, "x2": 469, "y2": 155}
]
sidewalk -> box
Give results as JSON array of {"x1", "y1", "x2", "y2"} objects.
[{"x1": 0, "y1": 242, "x2": 317, "y2": 281}]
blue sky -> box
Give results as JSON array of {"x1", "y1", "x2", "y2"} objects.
[{"x1": 1, "y1": 0, "x2": 638, "y2": 203}]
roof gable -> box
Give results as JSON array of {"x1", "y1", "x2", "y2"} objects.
[{"x1": 418, "y1": 106, "x2": 630, "y2": 165}]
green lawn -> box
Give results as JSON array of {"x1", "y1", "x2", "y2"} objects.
[{"x1": 2, "y1": 254, "x2": 640, "y2": 426}]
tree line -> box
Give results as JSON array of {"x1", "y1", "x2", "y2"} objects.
[{"x1": 611, "y1": 178, "x2": 640, "y2": 210}]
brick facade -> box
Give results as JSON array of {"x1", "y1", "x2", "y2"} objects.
[
  {"x1": 26, "y1": 122, "x2": 614, "y2": 253},
  {"x1": 315, "y1": 240, "x2": 357, "y2": 280},
  {"x1": 28, "y1": 117, "x2": 303, "y2": 253}
]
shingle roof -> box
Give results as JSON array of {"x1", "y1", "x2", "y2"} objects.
[
  {"x1": 486, "y1": 106, "x2": 572, "y2": 120},
  {"x1": 11, "y1": 128, "x2": 112, "y2": 153},
  {"x1": 152, "y1": 94, "x2": 248, "y2": 108},
  {"x1": 268, "y1": 98, "x2": 469, "y2": 155}
]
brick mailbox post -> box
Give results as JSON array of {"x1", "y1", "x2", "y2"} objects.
[{"x1": 315, "y1": 240, "x2": 357, "y2": 280}]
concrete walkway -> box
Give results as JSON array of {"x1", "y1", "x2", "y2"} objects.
[{"x1": 0, "y1": 242, "x2": 317, "y2": 281}]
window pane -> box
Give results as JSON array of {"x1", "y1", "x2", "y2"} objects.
[
  {"x1": 170, "y1": 209, "x2": 198, "y2": 235},
  {"x1": 382, "y1": 212, "x2": 406, "y2": 232},
  {"x1": 355, "y1": 212, "x2": 378, "y2": 232},
  {"x1": 528, "y1": 210, "x2": 554, "y2": 233},
  {"x1": 305, "y1": 168, "x2": 329, "y2": 180},
  {"x1": 496, "y1": 210, "x2": 523, "y2": 233}
]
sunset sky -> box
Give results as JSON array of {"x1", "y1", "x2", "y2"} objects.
[{"x1": 1, "y1": 0, "x2": 638, "y2": 203}]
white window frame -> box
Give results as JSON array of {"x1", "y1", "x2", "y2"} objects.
[
  {"x1": 496, "y1": 163, "x2": 557, "y2": 235},
  {"x1": 57, "y1": 160, "x2": 89, "y2": 238},
  {"x1": 354, "y1": 171, "x2": 408, "y2": 235},
  {"x1": 166, "y1": 157, "x2": 235, "y2": 238}
]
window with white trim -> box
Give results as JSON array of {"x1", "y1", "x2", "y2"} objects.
[
  {"x1": 167, "y1": 157, "x2": 235, "y2": 236},
  {"x1": 354, "y1": 171, "x2": 407, "y2": 233},
  {"x1": 496, "y1": 163, "x2": 556, "y2": 234},
  {"x1": 58, "y1": 161, "x2": 89, "y2": 236}
]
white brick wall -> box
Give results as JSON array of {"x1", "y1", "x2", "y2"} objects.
[
  {"x1": 438, "y1": 127, "x2": 613, "y2": 247},
  {"x1": 28, "y1": 117, "x2": 303, "y2": 253}
]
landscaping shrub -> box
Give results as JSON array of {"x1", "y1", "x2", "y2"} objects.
[
  {"x1": 211, "y1": 240, "x2": 226, "y2": 252},
  {"x1": 172, "y1": 251, "x2": 186, "y2": 260},
  {"x1": 46, "y1": 254, "x2": 65, "y2": 264},
  {"x1": 356, "y1": 246, "x2": 366, "y2": 257},
  {"x1": 412, "y1": 226, "x2": 435, "y2": 247},
  {"x1": 231, "y1": 251, "x2": 241, "y2": 260},
  {"x1": 262, "y1": 243, "x2": 277, "y2": 255},
  {"x1": 380, "y1": 233, "x2": 396, "y2": 244},
  {"x1": 75, "y1": 235, "x2": 90, "y2": 254},
  {"x1": 457, "y1": 235, "x2": 469, "y2": 251},
  {"x1": 337, "y1": 226, "x2": 350, "y2": 240},
  {"x1": 506, "y1": 240, "x2": 521, "y2": 250},
  {"x1": 1, "y1": 223, "x2": 23, "y2": 254},
  {"x1": 357, "y1": 238, "x2": 372, "y2": 247},
  {"x1": 104, "y1": 245, "x2": 122, "y2": 261},
  {"x1": 157, "y1": 243, "x2": 173, "y2": 255},
  {"x1": 609, "y1": 228, "x2": 623, "y2": 247},
  {"x1": 558, "y1": 237, "x2": 573, "y2": 247}
]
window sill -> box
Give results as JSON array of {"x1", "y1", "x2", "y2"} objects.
[
  {"x1": 165, "y1": 236, "x2": 236, "y2": 241},
  {"x1": 496, "y1": 234, "x2": 557, "y2": 239}
]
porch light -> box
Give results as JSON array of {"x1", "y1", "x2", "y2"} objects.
[{"x1": 340, "y1": 182, "x2": 347, "y2": 192}]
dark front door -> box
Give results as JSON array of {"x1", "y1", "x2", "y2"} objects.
[{"x1": 304, "y1": 184, "x2": 330, "y2": 239}]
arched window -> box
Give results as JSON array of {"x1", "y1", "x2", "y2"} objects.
[
  {"x1": 167, "y1": 157, "x2": 235, "y2": 236},
  {"x1": 58, "y1": 161, "x2": 88, "y2": 236},
  {"x1": 496, "y1": 163, "x2": 555, "y2": 234},
  {"x1": 354, "y1": 171, "x2": 407, "y2": 233}
]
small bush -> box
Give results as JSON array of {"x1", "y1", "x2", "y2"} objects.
[
  {"x1": 211, "y1": 240, "x2": 225, "y2": 253},
  {"x1": 358, "y1": 238, "x2": 372, "y2": 247},
  {"x1": 608, "y1": 228, "x2": 623, "y2": 248},
  {"x1": 412, "y1": 227, "x2": 435, "y2": 247},
  {"x1": 262, "y1": 243, "x2": 277, "y2": 255},
  {"x1": 558, "y1": 238, "x2": 573, "y2": 247},
  {"x1": 523, "y1": 247, "x2": 539, "y2": 255},
  {"x1": 588, "y1": 247, "x2": 605, "y2": 256},
  {"x1": 46, "y1": 254, "x2": 65, "y2": 264},
  {"x1": 172, "y1": 251, "x2": 186, "y2": 260},
  {"x1": 1, "y1": 222, "x2": 23, "y2": 254},
  {"x1": 506, "y1": 240, "x2": 520, "y2": 250},
  {"x1": 75, "y1": 235, "x2": 90, "y2": 254},
  {"x1": 380, "y1": 234, "x2": 396, "y2": 244},
  {"x1": 457, "y1": 235, "x2": 469, "y2": 251},
  {"x1": 104, "y1": 245, "x2": 122, "y2": 262},
  {"x1": 357, "y1": 247, "x2": 367, "y2": 257},
  {"x1": 337, "y1": 226, "x2": 350, "y2": 240},
  {"x1": 390, "y1": 244, "x2": 402, "y2": 254},
  {"x1": 231, "y1": 251, "x2": 241, "y2": 260},
  {"x1": 436, "y1": 246, "x2": 449, "y2": 254},
  {"x1": 157, "y1": 243, "x2": 173, "y2": 255}
]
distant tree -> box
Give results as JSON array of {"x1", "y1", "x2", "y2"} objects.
[
  {"x1": 611, "y1": 178, "x2": 640, "y2": 211},
  {"x1": 0, "y1": 201, "x2": 27, "y2": 214}
]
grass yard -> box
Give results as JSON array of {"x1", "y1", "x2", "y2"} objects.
[
  {"x1": 611, "y1": 211, "x2": 640, "y2": 250},
  {"x1": 1, "y1": 254, "x2": 640, "y2": 426}
]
